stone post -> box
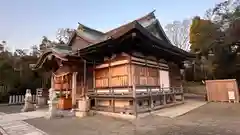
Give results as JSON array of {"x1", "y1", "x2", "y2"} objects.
[
  {"x1": 45, "y1": 88, "x2": 59, "y2": 119},
  {"x1": 18, "y1": 95, "x2": 21, "y2": 104},
  {"x1": 9, "y1": 96, "x2": 12, "y2": 104},
  {"x1": 75, "y1": 97, "x2": 90, "y2": 118},
  {"x1": 21, "y1": 89, "x2": 35, "y2": 112},
  {"x1": 21, "y1": 95, "x2": 24, "y2": 103}
]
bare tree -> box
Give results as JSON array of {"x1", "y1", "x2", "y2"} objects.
[
  {"x1": 204, "y1": 9, "x2": 215, "y2": 20},
  {"x1": 165, "y1": 19, "x2": 191, "y2": 51},
  {"x1": 39, "y1": 36, "x2": 53, "y2": 53},
  {"x1": 0, "y1": 41, "x2": 6, "y2": 52},
  {"x1": 56, "y1": 28, "x2": 74, "y2": 44},
  {"x1": 30, "y1": 45, "x2": 40, "y2": 57},
  {"x1": 14, "y1": 49, "x2": 27, "y2": 57}
]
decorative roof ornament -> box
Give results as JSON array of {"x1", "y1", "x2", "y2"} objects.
[{"x1": 77, "y1": 23, "x2": 85, "y2": 32}]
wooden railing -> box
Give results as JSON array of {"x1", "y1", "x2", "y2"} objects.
[
  {"x1": 88, "y1": 87, "x2": 184, "y2": 115},
  {"x1": 87, "y1": 87, "x2": 184, "y2": 97}
]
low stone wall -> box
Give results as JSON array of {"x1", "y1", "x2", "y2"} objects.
[{"x1": 184, "y1": 85, "x2": 206, "y2": 95}]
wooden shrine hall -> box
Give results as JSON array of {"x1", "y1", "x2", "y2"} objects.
[{"x1": 32, "y1": 11, "x2": 194, "y2": 117}]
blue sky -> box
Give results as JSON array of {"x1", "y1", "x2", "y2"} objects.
[{"x1": 0, "y1": 0, "x2": 223, "y2": 51}]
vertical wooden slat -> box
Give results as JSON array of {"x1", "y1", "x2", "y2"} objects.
[
  {"x1": 158, "y1": 61, "x2": 162, "y2": 105},
  {"x1": 93, "y1": 61, "x2": 96, "y2": 90},
  {"x1": 93, "y1": 61, "x2": 97, "y2": 110},
  {"x1": 108, "y1": 58, "x2": 111, "y2": 90},
  {"x1": 158, "y1": 61, "x2": 161, "y2": 88},
  {"x1": 109, "y1": 57, "x2": 113, "y2": 114},
  {"x1": 128, "y1": 57, "x2": 132, "y2": 88}
]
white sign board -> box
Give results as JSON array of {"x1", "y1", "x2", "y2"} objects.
[
  {"x1": 159, "y1": 70, "x2": 170, "y2": 91},
  {"x1": 228, "y1": 91, "x2": 235, "y2": 100}
]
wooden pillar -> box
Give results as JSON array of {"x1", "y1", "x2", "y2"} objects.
[
  {"x1": 149, "y1": 88, "x2": 153, "y2": 110},
  {"x1": 181, "y1": 85, "x2": 184, "y2": 101},
  {"x1": 83, "y1": 60, "x2": 87, "y2": 97},
  {"x1": 145, "y1": 57, "x2": 152, "y2": 111},
  {"x1": 93, "y1": 61, "x2": 97, "y2": 109},
  {"x1": 128, "y1": 56, "x2": 132, "y2": 93},
  {"x1": 108, "y1": 58, "x2": 112, "y2": 93},
  {"x1": 112, "y1": 98, "x2": 115, "y2": 112},
  {"x1": 130, "y1": 56, "x2": 135, "y2": 97},
  {"x1": 172, "y1": 87, "x2": 176, "y2": 103},
  {"x1": 130, "y1": 55, "x2": 137, "y2": 116},
  {"x1": 163, "y1": 88, "x2": 166, "y2": 105},
  {"x1": 158, "y1": 61, "x2": 161, "y2": 89},
  {"x1": 60, "y1": 76, "x2": 63, "y2": 98},
  {"x1": 72, "y1": 72, "x2": 78, "y2": 106},
  {"x1": 51, "y1": 73, "x2": 54, "y2": 89},
  {"x1": 93, "y1": 61, "x2": 96, "y2": 91},
  {"x1": 107, "y1": 57, "x2": 114, "y2": 112}
]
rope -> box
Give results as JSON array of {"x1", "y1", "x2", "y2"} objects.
[{"x1": 53, "y1": 72, "x2": 71, "y2": 77}]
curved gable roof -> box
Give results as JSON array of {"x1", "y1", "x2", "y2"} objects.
[{"x1": 68, "y1": 11, "x2": 172, "y2": 46}]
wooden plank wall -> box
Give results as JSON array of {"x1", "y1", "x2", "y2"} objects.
[
  {"x1": 89, "y1": 52, "x2": 185, "y2": 115},
  {"x1": 206, "y1": 79, "x2": 239, "y2": 102},
  {"x1": 95, "y1": 53, "x2": 130, "y2": 88},
  {"x1": 111, "y1": 65, "x2": 128, "y2": 87},
  {"x1": 131, "y1": 52, "x2": 169, "y2": 88},
  {"x1": 93, "y1": 52, "x2": 182, "y2": 89},
  {"x1": 134, "y1": 65, "x2": 159, "y2": 86},
  {"x1": 95, "y1": 68, "x2": 109, "y2": 88}
]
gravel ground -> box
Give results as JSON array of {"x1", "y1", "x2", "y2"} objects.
[{"x1": 25, "y1": 102, "x2": 240, "y2": 135}]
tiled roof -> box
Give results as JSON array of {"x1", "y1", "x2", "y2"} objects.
[
  {"x1": 33, "y1": 11, "x2": 195, "y2": 70},
  {"x1": 70, "y1": 10, "x2": 171, "y2": 45}
]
